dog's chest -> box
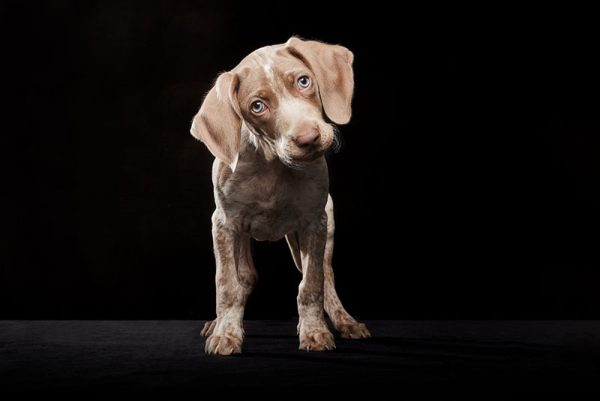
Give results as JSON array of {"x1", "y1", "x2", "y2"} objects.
[
  {"x1": 219, "y1": 166, "x2": 327, "y2": 241},
  {"x1": 245, "y1": 202, "x2": 302, "y2": 241}
]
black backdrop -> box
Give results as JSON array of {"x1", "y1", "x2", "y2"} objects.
[{"x1": 2, "y1": 2, "x2": 599, "y2": 319}]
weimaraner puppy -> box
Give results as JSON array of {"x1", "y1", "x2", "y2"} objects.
[{"x1": 190, "y1": 37, "x2": 370, "y2": 355}]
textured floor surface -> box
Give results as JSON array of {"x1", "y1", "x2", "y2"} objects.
[{"x1": 1, "y1": 320, "x2": 599, "y2": 399}]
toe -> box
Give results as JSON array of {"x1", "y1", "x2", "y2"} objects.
[
  {"x1": 205, "y1": 334, "x2": 242, "y2": 355},
  {"x1": 299, "y1": 329, "x2": 336, "y2": 351},
  {"x1": 338, "y1": 322, "x2": 371, "y2": 339},
  {"x1": 200, "y1": 320, "x2": 216, "y2": 337}
]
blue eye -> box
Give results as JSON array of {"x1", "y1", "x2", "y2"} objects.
[
  {"x1": 251, "y1": 100, "x2": 266, "y2": 114},
  {"x1": 297, "y1": 76, "x2": 311, "y2": 89}
]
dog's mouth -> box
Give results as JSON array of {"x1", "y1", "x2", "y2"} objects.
[
  {"x1": 297, "y1": 147, "x2": 327, "y2": 161},
  {"x1": 279, "y1": 147, "x2": 327, "y2": 169}
]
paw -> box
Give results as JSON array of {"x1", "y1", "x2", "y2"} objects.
[
  {"x1": 336, "y1": 321, "x2": 371, "y2": 339},
  {"x1": 200, "y1": 320, "x2": 216, "y2": 337},
  {"x1": 299, "y1": 328, "x2": 336, "y2": 352},
  {"x1": 205, "y1": 333, "x2": 242, "y2": 355}
]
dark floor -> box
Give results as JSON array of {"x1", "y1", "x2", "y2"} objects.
[{"x1": 1, "y1": 320, "x2": 599, "y2": 399}]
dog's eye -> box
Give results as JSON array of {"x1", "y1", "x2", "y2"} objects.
[
  {"x1": 250, "y1": 100, "x2": 267, "y2": 114},
  {"x1": 297, "y1": 76, "x2": 311, "y2": 89}
]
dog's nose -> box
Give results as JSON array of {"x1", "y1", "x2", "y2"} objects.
[{"x1": 294, "y1": 130, "x2": 321, "y2": 147}]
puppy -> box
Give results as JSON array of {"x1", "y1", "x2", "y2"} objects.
[{"x1": 191, "y1": 37, "x2": 369, "y2": 355}]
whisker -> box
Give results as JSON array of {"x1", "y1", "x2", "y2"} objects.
[{"x1": 331, "y1": 124, "x2": 343, "y2": 153}]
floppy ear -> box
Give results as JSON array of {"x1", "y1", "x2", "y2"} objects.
[
  {"x1": 286, "y1": 37, "x2": 354, "y2": 125},
  {"x1": 190, "y1": 72, "x2": 241, "y2": 171}
]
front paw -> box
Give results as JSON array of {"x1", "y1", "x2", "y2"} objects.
[
  {"x1": 336, "y1": 321, "x2": 371, "y2": 339},
  {"x1": 205, "y1": 333, "x2": 242, "y2": 355},
  {"x1": 299, "y1": 327, "x2": 335, "y2": 351}
]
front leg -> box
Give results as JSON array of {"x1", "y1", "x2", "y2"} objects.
[
  {"x1": 205, "y1": 210, "x2": 246, "y2": 355},
  {"x1": 201, "y1": 235, "x2": 257, "y2": 338},
  {"x1": 296, "y1": 214, "x2": 335, "y2": 351}
]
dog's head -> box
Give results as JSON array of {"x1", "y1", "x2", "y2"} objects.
[{"x1": 191, "y1": 37, "x2": 354, "y2": 170}]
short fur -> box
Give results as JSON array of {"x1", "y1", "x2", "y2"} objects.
[{"x1": 191, "y1": 37, "x2": 370, "y2": 355}]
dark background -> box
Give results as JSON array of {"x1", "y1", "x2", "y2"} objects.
[{"x1": 2, "y1": 1, "x2": 599, "y2": 319}]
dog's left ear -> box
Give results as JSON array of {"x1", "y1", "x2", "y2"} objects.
[
  {"x1": 190, "y1": 72, "x2": 241, "y2": 171},
  {"x1": 286, "y1": 37, "x2": 354, "y2": 125}
]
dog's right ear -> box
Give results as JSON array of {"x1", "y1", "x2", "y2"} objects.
[{"x1": 190, "y1": 72, "x2": 241, "y2": 172}]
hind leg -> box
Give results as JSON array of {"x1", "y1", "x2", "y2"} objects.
[{"x1": 322, "y1": 196, "x2": 370, "y2": 338}]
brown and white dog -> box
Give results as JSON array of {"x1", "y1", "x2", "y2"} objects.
[{"x1": 191, "y1": 37, "x2": 370, "y2": 355}]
